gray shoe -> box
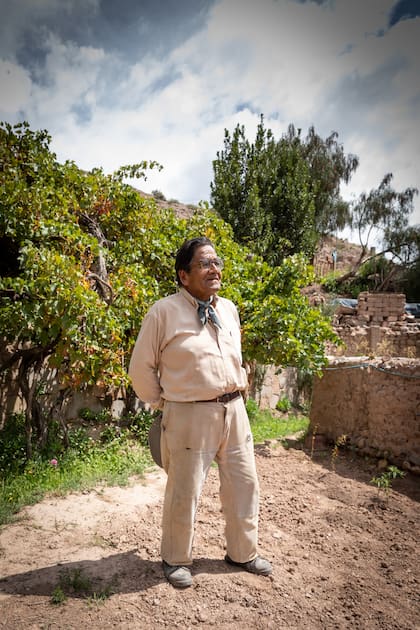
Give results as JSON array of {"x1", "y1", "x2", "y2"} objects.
[
  {"x1": 162, "y1": 560, "x2": 192, "y2": 588},
  {"x1": 225, "y1": 554, "x2": 272, "y2": 576}
]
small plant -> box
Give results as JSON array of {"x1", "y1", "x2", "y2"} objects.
[
  {"x1": 370, "y1": 465, "x2": 405, "y2": 500},
  {"x1": 79, "y1": 408, "x2": 112, "y2": 424},
  {"x1": 246, "y1": 398, "x2": 309, "y2": 443},
  {"x1": 331, "y1": 434, "x2": 347, "y2": 471},
  {"x1": 406, "y1": 346, "x2": 416, "y2": 358},
  {"x1": 59, "y1": 568, "x2": 92, "y2": 594},
  {"x1": 355, "y1": 338, "x2": 370, "y2": 356},
  {"x1": 152, "y1": 189, "x2": 166, "y2": 201},
  {"x1": 128, "y1": 408, "x2": 158, "y2": 446},
  {"x1": 88, "y1": 585, "x2": 114, "y2": 605},
  {"x1": 52, "y1": 569, "x2": 115, "y2": 605},
  {"x1": 375, "y1": 337, "x2": 395, "y2": 357},
  {"x1": 276, "y1": 396, "x2": 292, "y2": 413},
  {"x1": 100, "y1": 423, "x2": 122, "y2": 443},
  {"x1": 67, "y1": 427, "x2": 91, "y2": 454},
  {"x1": 245, "y1": 398, "x2": 260, "y2": 423},
  {"x1": 51, "y1": 586, "x2": 66, "y2": 605}
]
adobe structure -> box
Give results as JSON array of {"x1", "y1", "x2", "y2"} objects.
[
  {"x1": 311, "y1": 292, "x2": 420, "y2": 475},
  {"x1": 332, "y1": 292, "x2": 420, "y2": 358}
]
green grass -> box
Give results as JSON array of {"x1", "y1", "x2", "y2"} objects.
[
  {"x1": 246, "y1": 398, "x2": 309, "y2": 444},
  {"x1": 0, "y1": 429, "x2": 152, "y2": 527}
]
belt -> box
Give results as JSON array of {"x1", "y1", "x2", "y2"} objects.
[{"x1": 197, "y1": 390, "x2": 241, "y2": 404}]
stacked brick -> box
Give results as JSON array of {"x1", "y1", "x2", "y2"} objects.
[
  {"x1": 331, "y1": 292, "x2": 420, "y2": 358},
  {"x1": 357, "y1": 292, "x2": 406, "y2": 323}
]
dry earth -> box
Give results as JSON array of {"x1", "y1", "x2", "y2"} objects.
[{"x1": 0, "y1": 443, "x2": 419, "y2": 630}]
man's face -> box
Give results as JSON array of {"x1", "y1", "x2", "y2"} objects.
[{"x1": 179, "y1": 245, "x2": 222, "y2": 301}]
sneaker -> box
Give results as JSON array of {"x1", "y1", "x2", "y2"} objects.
[
  {"x1": 162, "y1": 560, "x2": 193, "y2": 588},
  {"x1": 225, "y1": 554, "x2": 272, "y2": 576}
]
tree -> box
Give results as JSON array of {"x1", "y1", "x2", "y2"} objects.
[
  {"x1": 0, "y1": 122, "x2": 168, "y2": 456},
  {"x1": 333, "y1": 173, "x2": 419, "y2": 292},
  {"x1": 1, "y1": 122, "x2": 338, "y2": 460},
  {"x1": 297, "y1": 125, "x2": 359, "y2": 234},
  {"x1": 210, "y1": 116, "x2": 358, "y2": 265}
]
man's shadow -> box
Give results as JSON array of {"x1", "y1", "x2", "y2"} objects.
[{"x1": 0, "y1": 552, "x2": 232, "y2": 598}]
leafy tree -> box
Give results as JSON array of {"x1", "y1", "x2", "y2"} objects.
[
  {"x1": 210, "y1": 116, "x2": 358, "y2": 265},
  {"x1": 296, "y1": 125, "x2": 359, "y2": 234},
  {"x1": 0, "y1": 122, "x2": 169, "y2": 456},
  {"x1": 334, "y1": 173, "x2": 419, "y2": 292},
  {"x1": 0, "y1": 122, "x2": 338, "y2": 460}
]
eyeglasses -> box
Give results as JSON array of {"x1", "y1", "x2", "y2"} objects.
[{"x1": 193, "y1": 257, "x2": 224, "y2": 270}]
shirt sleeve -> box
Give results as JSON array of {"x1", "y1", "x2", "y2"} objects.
[
  {"x1": 223, "y1": 298, "x2": 243, "y2": 361},
  {"x1": 128, "y1": 308, "x2": 163, "y2": 407}
]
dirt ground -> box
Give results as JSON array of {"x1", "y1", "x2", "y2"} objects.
[{"x1": 0, "y1": 441, "x2": 419, "y2": 630}]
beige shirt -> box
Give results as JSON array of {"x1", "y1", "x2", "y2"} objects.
[{"x1": 128, "y1": 287, "x2": 248, "y2": 406}]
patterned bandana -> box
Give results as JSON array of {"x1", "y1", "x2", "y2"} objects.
[{"x1": 196, "y1": 298, "x2": 222, "y2": 329}]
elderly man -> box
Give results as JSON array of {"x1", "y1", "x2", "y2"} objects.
[{"x1": 129, "y1": 236, "x2": 272, "y2": 588}]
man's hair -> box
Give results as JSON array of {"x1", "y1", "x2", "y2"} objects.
[{"x1": 175, "y1": 236, "x2": 214, "y2": 286}]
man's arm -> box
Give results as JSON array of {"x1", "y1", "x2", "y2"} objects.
[{"x1": 128, "y1": 309, "x2": 163, "y2": 407}]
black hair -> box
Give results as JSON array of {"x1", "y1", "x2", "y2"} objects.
[{"x1": 175, "y1": 236, "x2": 214, "y2": 286}]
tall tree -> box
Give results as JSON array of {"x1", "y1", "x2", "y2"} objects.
[
  {"x1": 211, "y1": 116, "x2": 358, "y2": 265},
  {"x1": 334, "y1": 173, "x2": 419, "y2": 289},
  {"x1": 297, "y1": 125, "x2": 359, "y2": 234}
]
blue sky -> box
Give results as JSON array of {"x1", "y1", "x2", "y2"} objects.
[{"x1": 1, "y1": 0, "x2": 419, "y2": 237}]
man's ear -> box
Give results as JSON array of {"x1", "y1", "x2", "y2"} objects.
[{"x1": 178, "y1": 269, "x2": 188, "y2": 287}]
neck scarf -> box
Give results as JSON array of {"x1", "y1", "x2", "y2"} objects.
[{"x1": 196, "y1": 298, "x2": 221, "y2": 329}]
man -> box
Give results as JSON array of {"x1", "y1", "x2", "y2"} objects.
[{"x1": 129, "y1": 236, "x2": 272, "y2": 588}]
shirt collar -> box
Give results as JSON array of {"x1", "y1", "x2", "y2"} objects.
[{"x1": 179, "y1": 286, "x2": 219, "y2": 308}]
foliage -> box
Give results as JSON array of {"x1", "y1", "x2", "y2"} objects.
[
  {"x1": 126, "y1": 408, "x2": 158, "y2": 446},
  {"x1": 0, "y1": 121, "x2": 338, "y2": 465},
  {"x1": 246, "y1": 398, "x2": 309, "y2": 444},
  {"x1": 51, "y1": 586, "x2": 67, "y2": 605},
  {"x1": 239, "y1": 254, "x2": 341, "y2": 369},
  {"x1": 0, "y1": 121, "x2": 172, "y2": 457},
  {"x1": 211, "y1": 117, "x2": 358, "y2": 264},
  {"x1": 323, "y1": 255, "x2": 399, "y2": 297},
  {"x1": 51, "y1": 567, "x2": 115, "y2": 605},
  {"x1": 298, "y1": 125, "x2": 359, "y2": 235},
  {"x1": 370, "y1": 465, "x2": 405, "y2": 499},
  {"x1": 334, "y1": 174, "x2": 419, "y2": 292},
  {"x1": 0, "y1": 413, "x2": 27, "y2": 475},
  {"x1": 0, "y1": 426, "x2": 151, "y2": 526},
  {"x1": 152, "y1": 189, "x2": 166, "y2": 201},
  {"x1": 276, "y1": 396, "x2": 292, "y2": 413}
]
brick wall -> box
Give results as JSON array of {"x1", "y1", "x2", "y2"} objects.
[{"x1": 332, "y1": 293, "x2": 420, "y2": 357}]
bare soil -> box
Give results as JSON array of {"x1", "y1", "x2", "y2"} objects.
[{"x1": 0, "y1": 442, "x2": 419, "y2": 630}]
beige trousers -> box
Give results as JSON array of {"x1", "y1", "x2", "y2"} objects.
[{"x1": 160, "y1": 396, "x2": 260, "y2": 566}]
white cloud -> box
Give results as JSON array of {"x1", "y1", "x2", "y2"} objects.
[
  {"x1": 0, "y1": 60, "x2": 31, "y2": 112},
  {"x1": 0, "y1": 0, "x2": 418, "y2": 225}
]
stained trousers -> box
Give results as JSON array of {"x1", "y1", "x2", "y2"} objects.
[{"x1": 160, "y1": 396, "x2": 260, "y2": 566}]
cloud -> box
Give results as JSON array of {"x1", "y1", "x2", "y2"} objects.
[
  {"x1": 389, "y1": 0, "x2": 420, "y2": 27},
  {"x1": 0, "y1": 0, "x2": 419, "y2": 225},
  {"x1": 0, "y1": 60, "x2": 31, "y2": 112}
]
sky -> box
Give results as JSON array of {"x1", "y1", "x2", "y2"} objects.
[{"x1": 1, "y1": 0, "x2": 419, "y2": 241}]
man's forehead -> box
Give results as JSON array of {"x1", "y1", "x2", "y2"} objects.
[{"x1": 193, "y1": 245, "x2": 216, "y2": 259}]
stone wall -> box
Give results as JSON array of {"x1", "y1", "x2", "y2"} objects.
[
  {"x1": 310, "y1": 357, "x2": 420, "y2": 474},
  {"x1": 249, "y1": 365, "x2": 305, "y2": 410},
  {"x1": 333, "y1": 292, "x2": 420, "y2": 357}
]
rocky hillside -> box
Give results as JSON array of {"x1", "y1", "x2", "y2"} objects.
[{"x1": 138, "y1": 189, "x2": 365, "y2": 272}]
